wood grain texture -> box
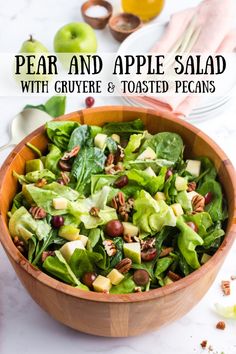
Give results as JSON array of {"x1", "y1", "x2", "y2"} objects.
[{"x1": 0, "y1": 106, "x2": 235, "y2": 337}]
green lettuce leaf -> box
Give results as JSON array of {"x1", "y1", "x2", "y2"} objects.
[
  {"x1": 133, "y1": 190, "x2": 176, "y2": 235},
  {"x1": 110, "y1": 275, "x2": 136, "y2": 294},
  {"x1": 176, "y1": 191, "x2": 192, "y2": 212},
  {"x1": 46, "y1": 121, "x2": 79, "y2": 150},
  {"x1": 45, "y1": 144, "x2": 62, "y2": 174},
  {"x1": 69, "y1": 248, "x2": 103, "y2": 279},
  {"x1": 43, "y1": 250, "x2": 79, "y2": 286},
  {"x1": 127, "y1": 167, "x2": 166, "y2": 195},
  {"x1": 124, "y1": 133, "x2": 145, "y2": 161},
  {"x1": 176, "y1": 216, "x2": 203, "y2": 269},
  {"x1": 183, "y1": 212, "x2": 213, "y2": 237},
  {"x1": 102, "y1": 119, "x2": 144, "y2": 135}
]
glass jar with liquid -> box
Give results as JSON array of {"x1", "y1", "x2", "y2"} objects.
[{"x1": 121, "y1": 0, "x2": 165, "y2": 22}]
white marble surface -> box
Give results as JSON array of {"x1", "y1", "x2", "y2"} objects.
[{"x1": 0, "y1": 1, "x2": 236, "y2": 353}]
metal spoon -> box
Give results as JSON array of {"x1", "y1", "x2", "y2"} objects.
[{"x1": 0, "y1": 108, "x2": 52, "y2": 152}]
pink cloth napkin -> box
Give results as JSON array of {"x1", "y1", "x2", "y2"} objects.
[{"x1": 132, "y1": 0, "x2": 236, "y2": 118}]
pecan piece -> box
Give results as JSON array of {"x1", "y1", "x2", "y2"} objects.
[
  {"x1": 61, "y1": 146, "x2": 80, "y2": 161},
  {"x1": 141, "y1": 237, "x2": 155, "y2": 251},
  {"x1": 159, "y1": 247, "x2": 173, "y2": 258},
  {"x1": 167, "y1": 271, "x2": 182, "y2": 282},
  {"x1": 29, "y1": 206, "x2": 47, "y2": 219},
  {"x1": 58, "y1": 171, "x2": 70, "y2": 185},
  {"x1": 105, "y1": 153, "x2": 114, "y2": 167},
  {"x1": 89, "y1": 207, "x2": 100, "y2": 217},
  {"x1": 123, "y1": 234, "x2": 139, "y2": 243},
  {"x1": 200, "y1": 340, "x2": 207, "y2": 349},
  {"x1": 103, "y1": 240, "x2": 117, "y2": 257},
  {"x1": 13, "y1": 236, "x2": 25, "y2": 253},
  {"x1": 216, "y1": 321, "x2": 225, "y2": 330},
  {"x1": 187, "y1": 181, "x2": 197, "y2": 192},
  {"x1": 115, "y1": 258, "x2": 132, "y2": 273},
  {"x1": 41, "y1": 251, "x2": 55, "y2": 263},
  {"x1": 35, "y1": 178, "x2": 47, "y2": 188},
  {"x1": 192, "y1": 194, "x2": 205, "y2": 213},
  {"x1": 221, "y1": 280, "x2": 231, "y2": 296}
]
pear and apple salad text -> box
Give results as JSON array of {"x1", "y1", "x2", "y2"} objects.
[{"x1": 8, "y1": 119, "x2": 228, "y2": 293}]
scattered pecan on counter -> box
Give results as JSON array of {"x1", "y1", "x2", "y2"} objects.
[{"x1": 216, "y1": 321, "x2": 226, "y2": 330}]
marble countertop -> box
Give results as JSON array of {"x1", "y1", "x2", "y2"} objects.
[{"x1": 0, "y1": 1, "x2": 236, "y2": 353}]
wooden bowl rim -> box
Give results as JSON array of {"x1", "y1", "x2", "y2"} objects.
[
  {"x1": 0, "y1": 106, "x2": 235, "y2": 303},
  {"x1": 81, "y1": 0, "x2": 113, "y2": 20},
  {"x1": 108, "y1": 13, "x2": 142, "y2": 34}
]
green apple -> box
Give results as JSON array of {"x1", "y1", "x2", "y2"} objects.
[
  {"x1": 123, "y1": 242, "x2": 141, "y2": 264},
  {"x1": 54, "y1": 22, "x2": 97, "y2": 54}
]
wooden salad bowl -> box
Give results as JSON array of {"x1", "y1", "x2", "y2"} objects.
[{"x1": 0, "y1": 106, "x2": 235, "y2": 337}]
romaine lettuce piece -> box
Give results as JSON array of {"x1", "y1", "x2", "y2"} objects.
[
  {"x1": 45, "y1": 144, "x2": 62, "y2": 174},
  {"x1": 46, "y1": 121, "x2": 79, "y2": 150}
]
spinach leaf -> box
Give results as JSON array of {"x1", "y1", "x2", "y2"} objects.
[
  {"x1": 110, "y1": 237, "x2": 124, "y2": 268},
  {"x1": 28, "y1": 235, "x2": 38, "y2": 263},
  {"x1": 69, "y1": 249, "x2": 103, "y2": 279},
  {"x1": 154, "y1": 257, "x2": 173, "y2": 285},
  {"x1": 197, "y1": 180, "x2": 225, "y2": 222},
  {"x1": 45, "y1": 144, "x2": 62, "y2": 174},
  {"x1": 141, "y1": 132, "x2": 183, "y2": 163},
  {"x1": 102, "y1": 119, "x2": 144, "y2": 135},
  {"x1": 25, "y1": 96, "x2": 66, "y2": 118},
  {"x1": 110, "y1": 275, "x2": 136, "y2": 294},
  {"x1": 43, "y1": 250, "x2": 79, "y2": 285},
  {"x1": 177, "y1": 251, "x2": 193, "y2": 276},
  {"x1": 32, "y1": 230, "x2": 58, "y2": 265},
  {"x1": 106, "y1": 137, "x2": 118, "y2": 154},
  {"x1": 203, "y1": 222, "x2": 225, "y2": 249},
  {"x1": 71, "y1": 147, "x2": 106, "y2": 193},
  {"x1": 196, "y1": 157, "x2": 217, "y2": 185},
  {"x1": 46, "y1": 121, "x2": 79, "y2": 150},
  {"x1": 68, "y1": 125, "x2": 92, "y2": 151}
]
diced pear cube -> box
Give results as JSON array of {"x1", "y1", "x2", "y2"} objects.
[
  {"x1": 94, "y1": 133, "x2": 107, "y2": 150},
  {"x1": 53, "y1": 197, "x2": 68, "y2": 210},
  {"x1": 78, "y1": 234, "x2": 88, "y2": 247},
  {"x1": 59, "y1": 225, "x2": 80, "y2": 241},
  {"x1": 122, "y1": 222, "x2": 139, "y2": 237},
  {"x1": 154, "y1": 192, "x2": 166, "y2": 201},
  {"x1": 144, "y1": 167, "x2": 156, "y2": 177},
  {"x1": 111, "y1": 134, "x2": 120, "y2": 144},
  {"x1": 201, "y1": 253, "x2": 212, "y2": 264},
  {"x1": 186, "y1": 160, "x2": 201, "y2": 177},
  {"x1": 123, "y1": 242, "x2": 141, "y2": 264},
  {"x1": 171, "y1": 203, "x2": 184, "y2": 217},
  {"x1": 107, "y1": 269, "x2": 124, "y2": 285},
  {"x1": 137, "y1": 147, "x2": 157, "y2": 160},
  {"x1": 175, "y1": 176, "x2": 188, "y2": 191},
  {"x1": 60, "y1": 240, "x2": 85, "y2": 262},
  {"x1": 92, "y1": 275, "x2": 112, "y2": 292},
  {"x1": 164, "y1": 276, "x2": 174, "y2": 285}
]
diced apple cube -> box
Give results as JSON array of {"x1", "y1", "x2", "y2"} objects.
[
  {"x1": 60, "y1": 240, "x2": 85, "y2": 262},
  {"x1": 186, "y1": 160, "x2": 201, "y2": 177},
  {"x1": 123, "y1": 242, "x2": 141, "y2": 264},
  {"x1": 111, "y1": 134, "x2": 120, "y2": 144},
  {"x1": 59, "y1": 225, "x2": 80, "y2": 241},
  {"x1": 171, "y1": 203, "x2": 184, "y2": 217},
  {"x1": 164, "y1": 276, "x2": 174, "y2": 285},
  {"x1": 122, "y1": 222, "x2": 139, "y2": 237},
  {"x1": 92, "y1": 275, "x2": 112, "y2": 292},
  {"x1": 154, "y1": 192, "x2": 166, "y2": 201},
  {"x1": 53, "y1": 197, "x2": 68, "y2": 210},
  {"x1": 137, "y1": 147, "x2": 157, "y2": 160},
  {"x1": 144, "y1": 167, "x2": 156, "y2": 177},
  {"x1": 175, "y1": 176, "x2": 188, "y2": 191},
  {"x1": 107, "y1": 269, "x2": 124, "y2": 285},
  {"x1": 94, "y1": 133, "x2": 107, "y2": 150}
]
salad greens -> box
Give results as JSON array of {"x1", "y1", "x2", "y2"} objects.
[{"x1": 8, "y1": 119, "x2": 227, "y2": 294}]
